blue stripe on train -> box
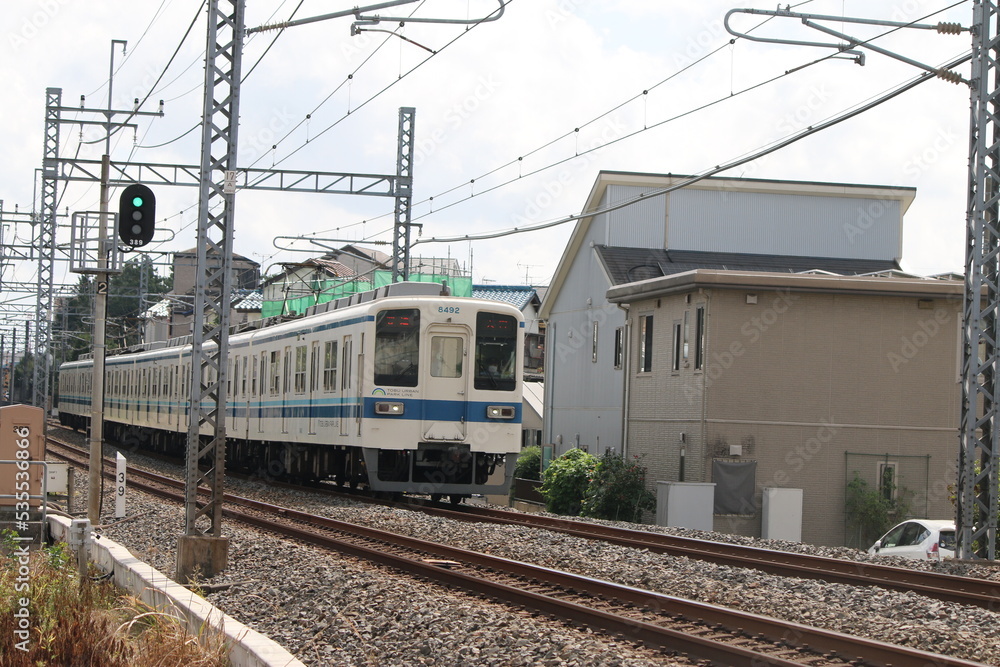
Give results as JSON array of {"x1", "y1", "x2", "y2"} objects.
[{"x1": 62, "y1": 395, "x2": 520, "y2": 424}]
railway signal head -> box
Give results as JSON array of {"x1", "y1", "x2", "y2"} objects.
[{"x1": 118, "y1": 183, "x2": 156, "y2": 247}]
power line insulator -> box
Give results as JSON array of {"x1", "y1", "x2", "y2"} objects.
[
  {"x1": 936, "y1": 22, "x2": 963, "y2": 35},
  {"x1": 935, "y1": 68, "x2": 964, "y2": 85}
]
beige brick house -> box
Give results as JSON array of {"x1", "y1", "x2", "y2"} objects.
[{"x1": 607, "y1": 269, "x2": 961, "y2": 547}]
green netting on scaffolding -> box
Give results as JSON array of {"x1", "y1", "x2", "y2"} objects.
[
  {"x1": 261, "y1": 279, "x2": 372, "y2": 318},
  {"x1": 260, "y1": 272, "x2": 471, "y2": 318},
  {"x1": 373, "y1": 271, "x2": 472, "y2": 297}
]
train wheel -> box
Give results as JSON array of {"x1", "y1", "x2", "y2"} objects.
[
  {"x1": 449, "y1": 494, "x2": 466, "y2": 505},
  {"x1": 430, "y1": 494, "x2": 443, "y2": 503}
]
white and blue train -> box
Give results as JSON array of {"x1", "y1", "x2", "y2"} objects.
[{"x1": 57, "y1": 282, "x2": 524, "y2": 501}]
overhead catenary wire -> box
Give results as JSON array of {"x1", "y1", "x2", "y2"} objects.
[
  {"x1": 411, "y1": 50, "x2": 972, "y2": 247},
  {"x1": 332, "y1": 0, "x2": 969, "y2": 245},
  {"x1": 242, "y1": 0, "x2": 508, "y2": 181}
]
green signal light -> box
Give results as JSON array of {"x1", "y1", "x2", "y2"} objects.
[{"x1": 132, "y1": 196, "x2": 144, "y2": 207}]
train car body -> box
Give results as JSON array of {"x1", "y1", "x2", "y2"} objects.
[{"x1": 58, "y1": 283, "x2": 524, "y2": 499}]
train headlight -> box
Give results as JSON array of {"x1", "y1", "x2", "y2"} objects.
[
  {"x1": 375, "y1": 401, "x2": 405, "y2": 415},
  {"x1": 486, "y1": 405, "x2": 515, "y2": 419}
]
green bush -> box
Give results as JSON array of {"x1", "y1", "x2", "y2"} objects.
[
  {"x1": 540, "y1": 448, "x2": 597, "y2": 515},
  {"x1": 581, "y1": 452, "x2": 656, "y2": 523},
  {"x1": 845, "y1": 472, "x2": 911, "y2": 548},
  {"x1": 513, "y1": 445, "x2": 542, "y2": 481}
]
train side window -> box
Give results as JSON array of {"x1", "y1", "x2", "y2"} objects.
[
  {"x1": 295, "y1": 345, "x2": 307, "y2": 394},
  {"x1": 324, "y1": 341, "x2": 338, "y2": 391},
  {"x1": 430, "y1": 336, "x2": 463, "y2": 378},
  {"x1": 374, "y1": 309, "x2": 419, "y2": 387},
  {"x1": 270, "y1": 351, "x2": 280, "y2": 395},
  {"x1": 474, "y1": 312, "x2": 517, "y2": 391}
]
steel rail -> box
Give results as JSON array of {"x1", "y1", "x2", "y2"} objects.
[
  {"x1": 416, "y1": 502, "x2": 1000, "y2": 611},
  {"x1": 46, "y1": 429, "x2": 1000, "y2": 610},
  {"x1": 45, "y1": 435, "x2": 990, "y2": 667}
]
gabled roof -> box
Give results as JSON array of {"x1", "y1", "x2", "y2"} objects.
[
  {"x1": 329, "y1": 244, "x2": 391, "y2": 266},
  {"x1": 473, "y1": 285, "x2": 540, "y2": 311},
  {"x1": 231, "y1": 289, "x2": 263, "y2": 312},
  {"x1": 262, "y1": 257, "x2": 356, "y2": 287},
  {"x1": 174, "y1": 247, "x2": 257, "y2": 264},
  {"x1": 594, "y1": 247, "x2": 899, "y2": 286},
  {"x1": 142, "y1": 289, "x2": 262, "y2": 319},
  {"x1": 539, "y1": 170, "x2": 918, "y2": 319}
]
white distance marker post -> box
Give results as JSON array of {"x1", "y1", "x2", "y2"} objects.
[{"x1": 115, "y1": 452, "x2": 126, "y2": 519}]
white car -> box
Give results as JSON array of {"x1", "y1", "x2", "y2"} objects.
[{"x1": 867, "y1": 519, "x2": 956, "y2": 560}]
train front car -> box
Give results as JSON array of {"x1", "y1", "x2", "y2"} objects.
[{"x1": 362, "y1": 297, "x2": 523, "y2": 501}]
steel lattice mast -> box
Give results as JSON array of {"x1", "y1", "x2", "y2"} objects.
[
  {"x1": 392, "y1": 108, "x2": 416, "y2": 282},
  {"x1": 178, "y1": 0, "x2": 244, "y2": 577},
  {"x1": 34, "y1": 88, "x2": 61, "y2": 413},
  {"x1": 960, "y1": 0, "x2": 1000, "y2": 560}
]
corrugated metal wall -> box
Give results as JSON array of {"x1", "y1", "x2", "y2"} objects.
[
  {"x1": 605, "y1": 185, "x2": 667, "y2": 248},
  {"x1": 667, "y1": 189, "x2": 901, "y2": 261}
]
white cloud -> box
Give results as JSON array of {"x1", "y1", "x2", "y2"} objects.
[{"x1": 0, "y1": 0, "x2": 978, "y2": 300}]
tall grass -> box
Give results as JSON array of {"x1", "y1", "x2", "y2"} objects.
[{"x1": 1, "y1": 534, "x2": 231, "y2": 667}]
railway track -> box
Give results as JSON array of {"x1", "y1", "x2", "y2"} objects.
[
  {"x1": 45, "y1": 433, "x2": 991, "y2": 667},
  {"x1": 48, "y1": 423, "x2": 1000, "y2": 611}
]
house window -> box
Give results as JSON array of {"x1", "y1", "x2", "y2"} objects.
[
  {"x1": 639, "y1": 314, "x2": 653, "y2": 373},
  {"x1": 878, "y1": 461, "x2": 898, "y2": 501},
  {"x1": 683, "y1": 310, "x2": 690, "y2": 361},
  {"x1": 592, "y1": 322, "x2": 599, "y2": 363},
  {"x1": 695, "y1": 306, "x2": 705, "y2": 371},
  {"x1": 614, "y1": 326, "x2": 625, "y2": 370},
  {"x1": 672, "y1": 320, "x2": 681, "y2": 372}
]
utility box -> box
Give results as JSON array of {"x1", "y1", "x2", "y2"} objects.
[
  {"x1": 47, "y1": 461, "x2": 69, "y2": 496},
  {"x1": 761, "y1": 487, "x2": 803, "y2": 542},
  {"x1": 656, "y1": 481, "x2": 715, "y2": 531},
  {"x1": 0, "y1": 404, "x2": 46, "y2": 508}
]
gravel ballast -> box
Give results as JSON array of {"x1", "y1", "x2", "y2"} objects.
[{"x1": 54, "y1": 438, "x2": 1000, "y2": 666}]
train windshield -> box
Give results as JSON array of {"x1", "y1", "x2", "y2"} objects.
[
  {"x1": 374, "y1": 309, "x2": 420, "y2": 387},
  {"x1": 474, "y1": 312, "x2": 517, "y2": 391}
]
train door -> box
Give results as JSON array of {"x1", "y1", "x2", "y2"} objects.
[
  {"x1": 356, "y1": 333, "x2": 365, "y2": 437},
  {"x1": 257, "y1": 352, "x2": 267, "y2": 434},
  {"x1": 340, "y1": 335, "x2": 352, "y2": 438},
  {"x1": 240, "y1": 354, "x2": 250, "y2": 441},
  {"x1": 281, "y1": 346, "x2": 291, "y2": 435},
  {"x1": 308, "y1": 341, "x2": 319, "y2": 435},
  {"x1": 423, "y1": 325, "x2": 470, "y2": 441},
  {"x1": 230, "y1": 357, "x2": 239, "y2": 432}
]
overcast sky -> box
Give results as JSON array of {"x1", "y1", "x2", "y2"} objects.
[{"x1": 0, "y1": 0, "x2": 974, "y2": 303}]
